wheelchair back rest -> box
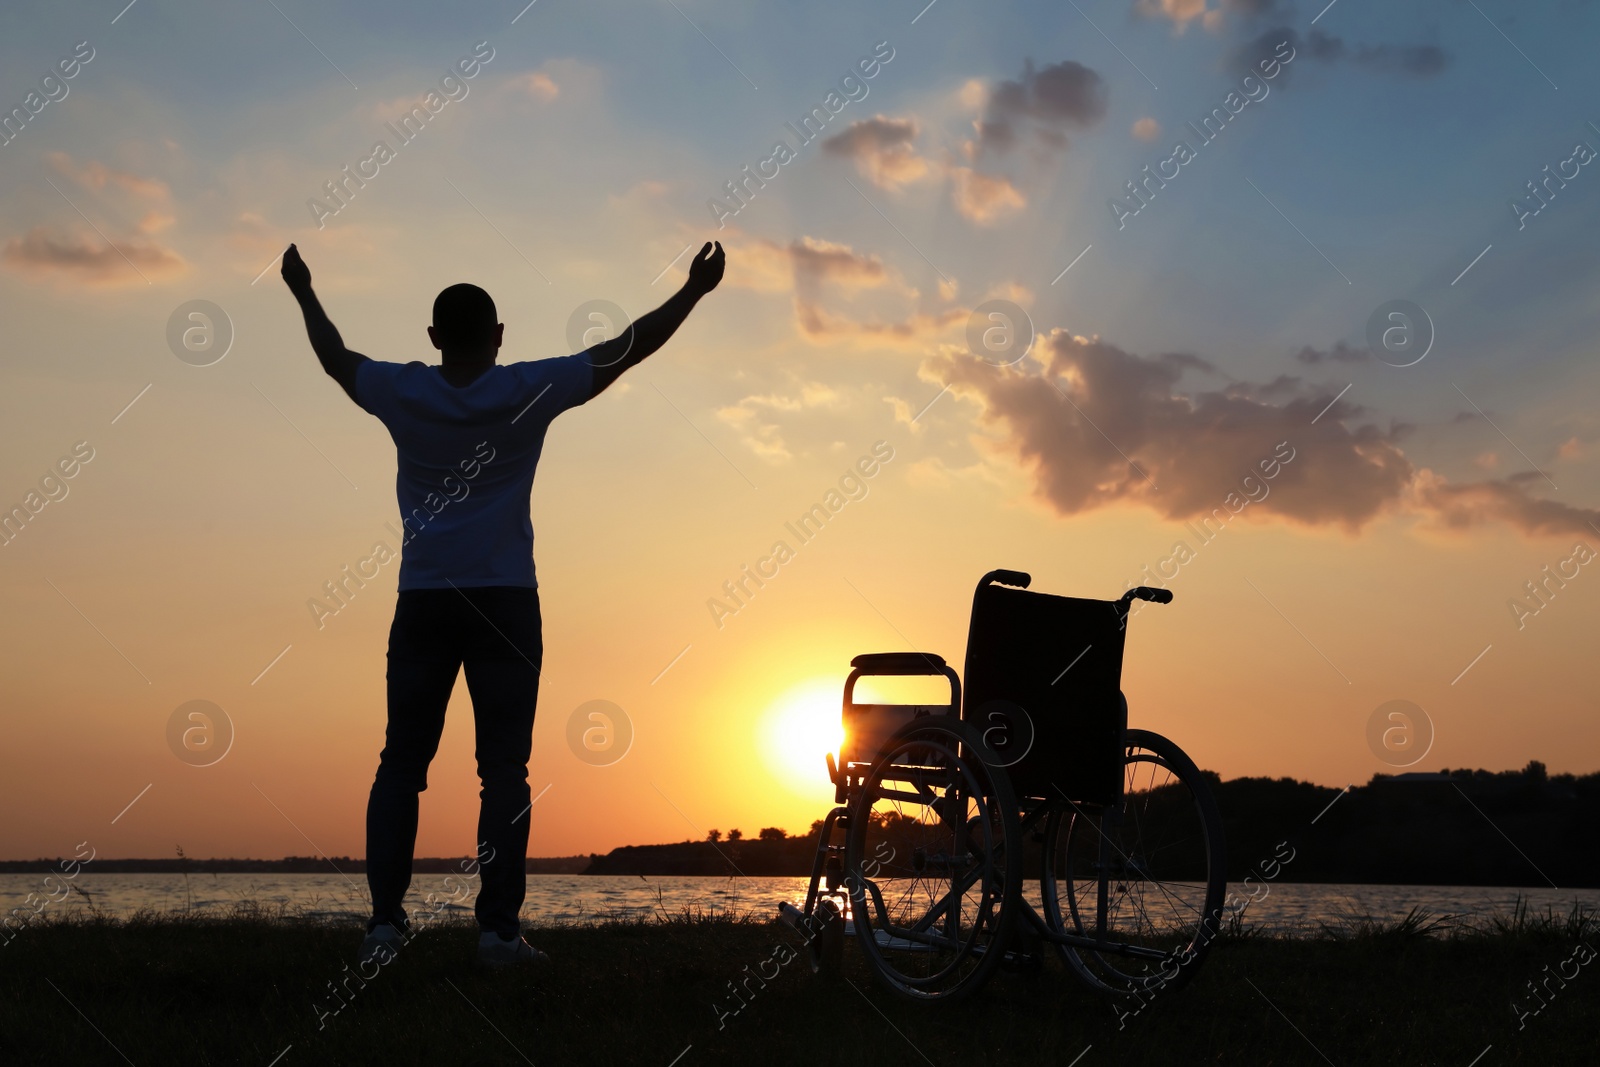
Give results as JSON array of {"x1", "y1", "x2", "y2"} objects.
[{"x1": 962, "y1": 583, "x2": 1129, "y2": 804}]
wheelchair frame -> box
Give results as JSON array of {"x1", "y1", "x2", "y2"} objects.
[{"x1": 778, "y1": 569, "x2": 1227, "y2": 1004}]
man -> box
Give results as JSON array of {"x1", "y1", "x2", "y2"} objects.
[{"x1": 280, "y1": 240, "x2": 726, "y2": 966}]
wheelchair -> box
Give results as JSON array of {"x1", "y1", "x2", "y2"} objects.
[{"x1": 777, "y1": 569, "x2": 1226, "y2": 1003}]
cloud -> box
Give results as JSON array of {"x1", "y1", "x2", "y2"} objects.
[
  {"x1": 722, "y1": 236, "x2": 1016, "y2": 351},
  {"x1": 797, "y1": 303, "x2": 968, "y2": 347},
  {"x1": 1295, "y1": 341, "x2": 1370, "y2": 364},
  {"x1": 1134, "y1": 0, "x2": 1210, "y2": 31},
  {"x1": 940, "y1": 58, "x2": 1106, "y2": 225},
  {"x1": 949, "y1": 167, "x2": 1026, "y2": 224},
  {"x1": 885, "y1": 395, "x2": 921, "y2": 429},
  {"x1": 509, "y1": 71, "x2": 559, "y2": 101},
  {"x1": 921, "y1": 328, "x2": 1598, "y2": 539},
  {"x1": 1297, "y1": 29, "x2": 1449, "y2": 77},
  {"x1": 1233, "y1": 28, "x2": 1308, "y2": 84},
  {"x1": 823, "y1": 63, "x2": 1105, "y2": 228},
  {"x1": 719, "y1": 235, "x2": 891, "y2": 299},
  {"x1": 821, "y1": 116, "x2": 933, "y2": 191},
  {"x1": 1347, "y1": 40, "x2": 1450, "y2": 78},
  {"x1": 1414, "y1": 475, "x2": 1600, "y2": 540},
  {"x1": 716, "y1": 236, "x2": 792, "y2": 294},
  {"x1": 722, "y1": 235, "x2": 959, "y2": 345},
  {"x1": 790, "y1": 236, "x2": 889, "y2": 292},
  {"x1": 974, "y1": 59, "x2": 1108, "y2": 156},
  {"x1": 791, "y1": 245, "x2": 966, "y2": 346},
  {"x1": 497, "y1": 57, "x2": 601, "y2": 107},
  {"x1": 718, "y1": 382, "x2": 849, "y2": 462},
  {"x1": 136, "y1": 211, "x2": 175, "y2": 234},
  {"x1": 717, "y1": 402, "x2": 796, "y2": 462},
  {"x1": 1133, "y1": 0, "x2": 1289, "y2": 32},
  {"x1": 820, "y1": 112, "x2": 1025, "y2": 223},
  {"x1": 46, "y1": 153, "x2": 170, "y2": 203},
  {"x1": 370, "y1": 93, "x2": 443, "y2": 125},
  {"x1": 1235, "y1": 28, "x2": 1451, "y2": 84},
  {"x1": 2, "y1": 226, "x2": 186, "y2": 286}
]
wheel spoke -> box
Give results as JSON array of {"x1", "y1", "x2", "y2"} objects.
[
  {"x1": 844, "y1": 720, "x2": 1021, "y2": 1002},
  {"x1": 1041, "y1": 731, "x2": 1225, "y2": 994}
]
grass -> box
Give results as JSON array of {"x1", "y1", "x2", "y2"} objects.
[{"x1": 1, "y1": 902, "x2": 1595, "y2": 1066}]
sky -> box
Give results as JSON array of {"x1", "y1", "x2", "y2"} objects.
[{"x1": 2, "y1": 0, "x2": 1598, "y2": 863}]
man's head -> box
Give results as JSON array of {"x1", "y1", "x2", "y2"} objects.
[{"x1": 429, "y1": 283, "x2": 504, "y2": 360}]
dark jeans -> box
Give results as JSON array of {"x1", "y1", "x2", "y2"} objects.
[{"x1": 366, "y1": 586, "x2": 541, "y2": 939}]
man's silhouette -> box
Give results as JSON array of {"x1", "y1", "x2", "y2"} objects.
[{"x1": 280, "y1": 240, "x2": 726, "y2": 965}]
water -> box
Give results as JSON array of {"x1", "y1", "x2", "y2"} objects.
[
  {"x1": 0, "y1": 872, "x2": 808, "y2": 928},
  {"x1": 3, "y1": 873, "x2": 1593, "y2": 935}
]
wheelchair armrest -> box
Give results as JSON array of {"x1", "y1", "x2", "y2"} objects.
[
  {"x1": 849, "y1": 652, "x2": 948, "y2": 674},
  {"x1": 843, "y1": 653, "x2": 961, "y2": 719}
]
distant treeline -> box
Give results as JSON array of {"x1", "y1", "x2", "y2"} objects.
[
  {"x1": 1221, "y1": 763, "x2": 1599, "y2": 887},
  {"x1": 7, "y1": 765, "x2": 1594, "y2": 886},
  {"x1": 586, "y1": 763, "x2": 1600, "y2": 886}
]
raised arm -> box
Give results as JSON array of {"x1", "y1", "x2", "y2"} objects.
[
  {"x1": 585, "y1": 241, "x2": 725, "y2": 398},
  {"x1": 280, "y1": 244, "x2": 369, "y2": 403}
]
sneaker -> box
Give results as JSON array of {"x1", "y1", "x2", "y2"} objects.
[
  {"x1": 358, "y1": 923, "x2": 406, "y2": 966},
  {"x1": 477, "y1": 931, "x2": 549, "y2": 967}
]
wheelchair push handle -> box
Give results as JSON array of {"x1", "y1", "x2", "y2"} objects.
[
  {"x1": 980, "y1": 570, "x2": 1171, "y2": 606},
  {"x1": 979, "y1": 569, "x2": 1031, "y2": 589}
]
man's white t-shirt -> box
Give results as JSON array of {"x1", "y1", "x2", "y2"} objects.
[{"x1": 356, "y1": 356, "x2": 593, "y2": 591}]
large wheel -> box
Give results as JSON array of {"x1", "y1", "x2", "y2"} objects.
[
  {"x1": 1040, "y1": 728, "x2": 1225, "y2": 995},
  {"x1": 843, "y1": 716, "x2": 1022, "y2": 1003}
]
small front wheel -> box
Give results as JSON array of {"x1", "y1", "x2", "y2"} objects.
[{"x1": 806, "y1": 896, "x2": 845, "y2": 977}]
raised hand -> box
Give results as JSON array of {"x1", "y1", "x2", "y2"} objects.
[
  {"x1": 684, "y1": 240, "x2": 725, "y2": 297},
  {"x1": 280, "y1": 243, "x2": 311, "y2": 294}
]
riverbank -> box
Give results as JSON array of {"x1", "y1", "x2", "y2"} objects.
[{"x1": 1, "y1": 908, "x2": 1593, "y2": 1065}]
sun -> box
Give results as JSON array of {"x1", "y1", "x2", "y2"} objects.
[{"x1": 763, "y1": 678, "x2": 846, "y2": 791}]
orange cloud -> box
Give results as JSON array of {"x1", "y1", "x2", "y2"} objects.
[
  {"x1": 821, "y1": 116, "x2": 932, "y2": 191},
  {"x1": 922, "y1": 327, "x2": 1600, "y2": 539},
  {"x1": 796, "y1": 303, "x2": 967, "y2": 348},
  {"x1": 137, "y1": 211, "x2": 175, "y2": 234},
  {"x1": 949, "y1": 167, "x2": 1025, "y2": 224},
  {"x1": 1135, "y1": 0, "x2": 1211, "y2": 31},
  {"x1": 789, "y1": 236, "x2": 889, "y2": 291},
  {"x1": 3, "y1": 226, "x2": 186, "y2": 286},
  {"x1": 717, "y1": 383, "x2": 849, "y2": 462},
  {"x1": 509, "y1": 71, "x2": 559, "y2": 101},
  {"x1": 46, "y1": 152, "x2": 170, "y2": 203},
  {"x1": 1413, "y1": 474, "x2": 1600, "y2": 541},
  {"x1": 718, "y1": 234, "x2": 964, "y2": 348}
]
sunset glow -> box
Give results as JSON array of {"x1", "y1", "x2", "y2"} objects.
[
  {"x1": 1, "y1": 1, "x2": 1597, "y2": 869},
  {"x1": 762, "y1": 679, "x2": 846, "y2": 793}
]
